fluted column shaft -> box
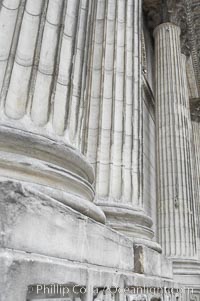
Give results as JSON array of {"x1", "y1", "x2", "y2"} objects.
[
  {"x1": 83, "y1": 0, "x2": 157, "y2": 247},
  {"x1": 85, "y1": 0, "x2": 143, "y2": 204},
  {"x1": 192, "y1": 121, "x2": 200, "y2": 260},
  {"x1": 0, "y1": 0, "x2": 92, "y2": 149},
  {"x1": 154, "y1": 23, "x2": 197, "y2": 258}
]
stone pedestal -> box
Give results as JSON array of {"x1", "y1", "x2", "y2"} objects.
[{"x1": 0, "y1": 181, "x2": 134, "y2": 301}]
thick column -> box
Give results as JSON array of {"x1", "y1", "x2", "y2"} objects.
[
  {"x1": 0, "y1": 0, "x2": 105, "y2": 224},
  {"x1": 0, "y1": 0, "x2": 92, "y2": 147},
  {"x1": 154, "y1": 23, "x2": 198, "y2": 259},
  {"x1": 83, "y1": 0, "x2": 159, "y2": 250}
]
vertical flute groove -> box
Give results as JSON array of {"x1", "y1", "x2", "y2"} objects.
[
  {"x1": 31, "y1": 0, "x2": 63, "y2": 126},
  {"x1": 5, "y1": 0, "x2": 44, "y2": 119}
]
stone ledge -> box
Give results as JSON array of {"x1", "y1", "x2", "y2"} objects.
[
  {"x1": 0, "y1": 181, "x2": 133, "y2": 271},
  {"x1": 0, "y1": 249, "x2": 179, "y2": 301}
]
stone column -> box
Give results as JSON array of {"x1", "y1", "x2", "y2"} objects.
[
  {"x1": 83, "y1": 0, "x2": 159, "y2": 250},
  {"x1": 154, "y1": 23, "x2": 198, "y2": 259},
  {"x1": 192, "y1": 121, "x2": 200, "y2": 260},
  {"x1": 0, "y1": 0, "x2": 105, "y2": 224}
]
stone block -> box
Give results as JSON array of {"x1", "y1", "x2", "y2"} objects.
[
  {"x1": 134, "y1": 245, "x2": 161, "y2": 277},
  {"x1": 134, "y1": 245, "x2": 173, "y2": 279},
  {"x1": 0, "y1": 181, "x2": 134, "y2": 271}
]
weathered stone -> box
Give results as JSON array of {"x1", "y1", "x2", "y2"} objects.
[
  {"x1": 0, "y1": 0, "x2": 199, "y2": 300},
  {"x1": 0, "y1": 181, "x2": 133, "y2": 271}
]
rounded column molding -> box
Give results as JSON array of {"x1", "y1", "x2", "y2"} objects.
[
  {"x1": 0, "y1": 125, "x2": 106, "y2": 224},
  {"x1": 97, "y1": 201, "x2": 162, "y2": 252}
]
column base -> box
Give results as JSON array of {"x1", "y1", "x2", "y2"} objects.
[
  {"x1": 97, "y1": 201, "x2": 162, "y2": 252},
  {"x1": 172, "y1": 259, "x2": 200, "y2": 290},
  {"x1": 0, "y1": 126, "x2": 105, "y2": 223}
]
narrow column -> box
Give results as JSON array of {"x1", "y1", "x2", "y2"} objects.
[
  {"x1": 154, "y1": 22, "x2": 197, "y2": 258},
  {"x1": 192, "y1": 121, "x2": 200, "y2": 260}
]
